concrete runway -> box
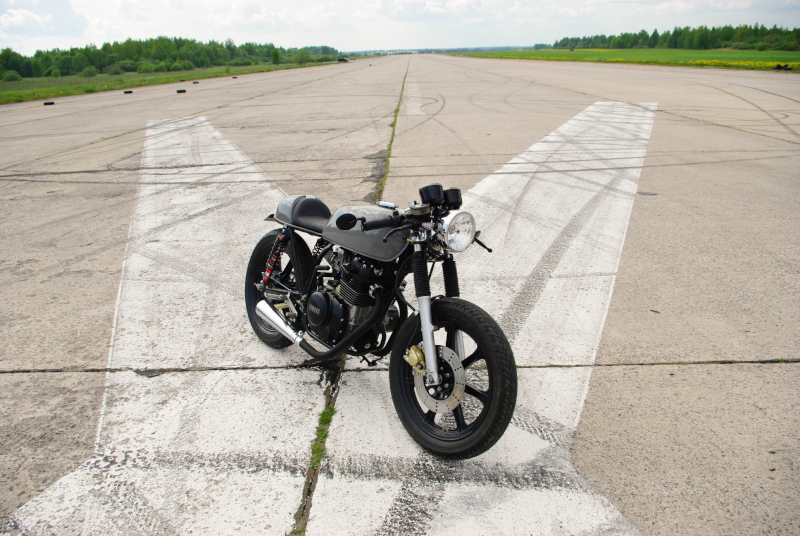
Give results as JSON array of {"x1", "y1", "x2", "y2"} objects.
[{"x1": 1, "y1": 55, "x2": 798, "y2": 535}]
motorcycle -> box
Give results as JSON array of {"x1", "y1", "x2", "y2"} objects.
[{"x1": 245, "y1": 183, "x2": 517, "y2": 459}]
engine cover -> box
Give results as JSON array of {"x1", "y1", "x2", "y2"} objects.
[{"x1": 307, "y1": 291, "x2": 347, "y2": 345}]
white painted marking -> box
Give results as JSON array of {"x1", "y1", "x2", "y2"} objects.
[
  {"x1": 13, "y1": 104, "x2": 657, "y2": 535},
  {"x1": 12, "y1": 117, "x2": 325, "y2": 535},
  {"x1": 310, "y1": 102, "x2": 656, "y2": 535}
]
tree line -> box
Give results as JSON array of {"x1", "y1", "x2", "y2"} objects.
[
  {"x1": 554, "y1": 24, "x2": 800, "y2": 51},
  {"x1": 1, "y1": 38, "x2": 343, "y2": 81}
]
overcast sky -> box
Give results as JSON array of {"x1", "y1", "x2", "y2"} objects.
[{"x1": 2, "y1": 0, "x2": 799, "y2": 55}]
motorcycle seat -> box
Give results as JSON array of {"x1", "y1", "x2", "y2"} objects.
[{"x1": 291, "y1": 196, "x2": 332, "y2": 234}]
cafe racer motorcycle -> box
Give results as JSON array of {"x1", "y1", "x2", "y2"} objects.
[{"x1": 245, "y1": 184, "x2": 517, "y2": 459}]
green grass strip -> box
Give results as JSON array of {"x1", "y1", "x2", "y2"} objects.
[
  {"x1": 456, "y1": 48, "x2": 800, "y2": 72},
  {"x1": 375, "y1": 61, "x2": 410, "y2": 202},
  {"x1": 0, "y1": 61, "x2": 335, "y2": 105}
]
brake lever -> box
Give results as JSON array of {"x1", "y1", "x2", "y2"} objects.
[
  {"x1": 473, "y1": 230, "x2": 493, "y2": 253},
  {"x1": 382, "y1": 223, "x2": 415, "y2": 243}
]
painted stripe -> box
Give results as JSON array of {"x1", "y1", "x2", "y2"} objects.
[
  {"x1": 309, "y1": 102, "x2": 656, "y2": 536},
  {"x1": 12, "y1": 117, "x2": 325, "y2": 535}
]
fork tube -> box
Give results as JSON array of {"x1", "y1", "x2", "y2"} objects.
[
  {"x1": 442, "y1": 255, "x2": 464, "y2": 361},
  {"x1": 412, "y1": 235, "x2": 440, "y2": 385}
]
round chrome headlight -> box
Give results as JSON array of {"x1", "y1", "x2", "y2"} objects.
[{"x1": 440, "y1": 211, "x2": 476, "y2": 252}]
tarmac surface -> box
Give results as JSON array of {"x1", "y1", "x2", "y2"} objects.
[{"x1": 0, "y1": 54, "x2": 798, "y2": 535}]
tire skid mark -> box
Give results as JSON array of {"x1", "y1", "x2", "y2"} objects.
[
  {"x1": 321, "y1": 451, "x2": 587, "y2": 492},
  {"x1": 691, "y1": 81, "x2": 800, "y2": 140},
  {"x1": 374, "y1": 478, "x2": 445, "y2": 536},
  {"x1": 511, "y1": 406, "x2": 575, "y2": 449}
]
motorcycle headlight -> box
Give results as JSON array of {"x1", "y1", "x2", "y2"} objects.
[{"x1": 440, "y1": 211, "x2": 476, "y2": 252}]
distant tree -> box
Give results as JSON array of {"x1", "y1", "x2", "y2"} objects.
[
  {"x1": 105, "y1": 54, "x2": 120, "y2": 66},
  {"x1": 32, "y1": 59, "x2": 44, "y2": 77},
  {"x1": 80, "y1": 66, "x2": 99, "y2": 77},
  {"x1": 108, "y1": 64, "x2": 124, "y2": 75},
  {"x1": 72, "y1": 53, "x2": 89, "y2": 73},
  {"x1": 693, "y1": 26, "x2": 711, "y2": 49},
  {"x1": 7, "y1": 54, "x2": 23, "y2": 73},
  {"x1": 271, "y1": 49, "x2": 281, "y2": 64},
  {"x1": 225, "y1": 38, "x2": 236, "y2": 56},
  {"x1": 648, "y1": 29, "x2": 660, "y2": 48},
  {"x1": 293, "y1": 49, "x2": 311, "y2": 64},
  {"x1": 2, "y1": 70, "x2": 22, "y2": 82},
  {"x1": 21, "y1": 59, "x2": 33, "y2": 77},
  {"x1": 58, "y1": 56, "x2": 73, "y2": 74},
  {"x1": 50, "y1": 68, "x2": 61, "y2": 77}
]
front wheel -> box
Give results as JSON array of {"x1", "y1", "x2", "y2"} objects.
[{"x1": 389, "y1": 298, "x2": 517, "y2": 459}]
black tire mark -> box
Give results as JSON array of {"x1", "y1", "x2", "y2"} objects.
[{"x1": 692, "y1": 81, "x2": 800, "y2": 140}]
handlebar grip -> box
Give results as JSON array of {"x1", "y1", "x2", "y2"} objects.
[{"x1": 362, "y1": 215, "x2": 400, "y2": 232}]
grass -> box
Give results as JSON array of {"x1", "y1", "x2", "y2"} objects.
[
  {"x1": 308, "y1": 404, "x2": 336, "y2": 470},
  {"x1": 0, "y1": 61, "x2": 337, "y2": 105},
  {"x1": 289, "y1": 402, "x2": 338, "y2": 535},
  {"x1": 457, "y1": 48, "x2": 800, "y2": 71}
]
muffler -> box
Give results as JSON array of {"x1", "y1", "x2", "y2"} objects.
[{"x1": 255, "y1": 300, "x2": 304, "y2": 344}]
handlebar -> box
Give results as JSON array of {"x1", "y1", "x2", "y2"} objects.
[{"x1": 362, "y1": 214, "x2": 403, "y2": 232}]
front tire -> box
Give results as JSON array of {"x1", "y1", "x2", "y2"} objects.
[
  {"x1": 245, "y1": 229, "x2": 313, "y2": 348},
  {"x1": 389, "y1": 298, "x2": 517, "y2": 459}
]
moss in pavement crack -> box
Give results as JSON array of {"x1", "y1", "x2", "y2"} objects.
[
  {"x1": 290, "y1": 361, "x2": 343, "y2": 535},
  {"x1": 375, "y1": 60, "x2": 409, "y2": 202}
]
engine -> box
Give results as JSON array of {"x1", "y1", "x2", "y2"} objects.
[{"x1": 306, "y1": 249, "x2": 396, "y2": 354}]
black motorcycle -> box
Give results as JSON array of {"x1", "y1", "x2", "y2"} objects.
[{"x1": 245, "y1": 183, "x2": 517, "y2": 459}]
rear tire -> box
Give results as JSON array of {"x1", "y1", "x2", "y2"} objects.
[
  {"x1": 389, "y1": 298, "x2": 517, "y2": 459},
  {"x1": 245, "y1": 229, "x2": 313, "y2": 348}
]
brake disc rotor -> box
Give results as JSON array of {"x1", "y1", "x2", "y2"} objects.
[{"x1": 414, "y1": 345, "x2": 466, "y2": 413}]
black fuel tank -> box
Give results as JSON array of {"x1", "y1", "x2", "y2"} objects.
[{"x1": 322, "y1": 206, "x2": 410, "y2": 262}]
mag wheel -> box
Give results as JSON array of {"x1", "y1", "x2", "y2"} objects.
[
  {"x1": 245, "y1": 229, "x2": 313, "y2": 348},
  {"x1": 389, "y1": 298, "x2": 517, "y2": 459}
]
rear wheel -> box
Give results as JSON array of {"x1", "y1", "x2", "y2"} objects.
[
  {"x1": 389, "y1": 298, "x2": 517, "y2": 459},
  {"x1": 245, "y1": 228, "x2": 313, "y2": 348}
]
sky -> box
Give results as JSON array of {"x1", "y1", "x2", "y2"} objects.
[{"x1": 1, "y1": 0, "x2": 799, "y2": 55}]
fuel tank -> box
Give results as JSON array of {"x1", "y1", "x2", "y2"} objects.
[{"x1": 323, "y1": 206, "x2": 410, "y2": 262}]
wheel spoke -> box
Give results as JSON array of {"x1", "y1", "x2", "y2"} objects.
[
  {"x1": 452, "y1": 406, "x2": 467, "y2": 431},
  {"x1": 461, "y1": 349, "x2": 483, "y2": 368},
  {"x1": 465, "y1": 384, "x2": 489, "y2": 404},
  {"x1": 424, "y1": 411, "x2": 437, "y2": 425}
]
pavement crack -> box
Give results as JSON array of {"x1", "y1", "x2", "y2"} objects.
[
  {"x1": 2, "y1": 357, "x2": 797, "y2": 376},
  {"x1": 375, "y1": 60, "x2": 409, "y2": 202},
  {"x1": 291, "y1": 357, "x2": 344, "y2": 535}
]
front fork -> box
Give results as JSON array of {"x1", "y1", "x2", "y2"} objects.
[{"x1": 413, "y1": 235, "x2": 463, "y2": 386}]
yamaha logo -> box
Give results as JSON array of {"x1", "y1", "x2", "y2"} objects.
[{"x1": 309, "y1": 305, "x2": 321, "y2": 314}]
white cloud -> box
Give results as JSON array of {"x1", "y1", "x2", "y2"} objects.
[{"x1": 2, "y1": 0, "x2": 798, "y2": 55}]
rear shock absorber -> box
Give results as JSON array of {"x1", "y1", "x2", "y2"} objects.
[{"x1": 263, "y1": 231, "x2": 289, "y2": 287}]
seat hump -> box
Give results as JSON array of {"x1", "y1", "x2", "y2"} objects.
[{"x1": 294, "y1": 196, "x2": 332, "y2": 234}]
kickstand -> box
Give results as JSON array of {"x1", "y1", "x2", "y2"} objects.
[{"x1": 360, "y1": 355, "x2": 381, "y2": 367}]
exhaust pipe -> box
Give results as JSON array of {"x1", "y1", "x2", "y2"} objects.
[
  {"x1": 255, "y1": 288, "x2": 385, "y2": 361},
  {"x1": 255, "y1": 300, "x2": 304, "y2": 344}
]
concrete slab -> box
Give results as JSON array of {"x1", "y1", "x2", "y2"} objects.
[{"x1": 573, "y1": 363, "x2": 800, "y2": 535}]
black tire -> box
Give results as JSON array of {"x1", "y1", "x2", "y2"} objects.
[
  {"x1": 245, "y1": 228, "x2": 314, "y2": 348},
  {"x1": 389, "y1": 298, "x2": 517, "y2": 459}
]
